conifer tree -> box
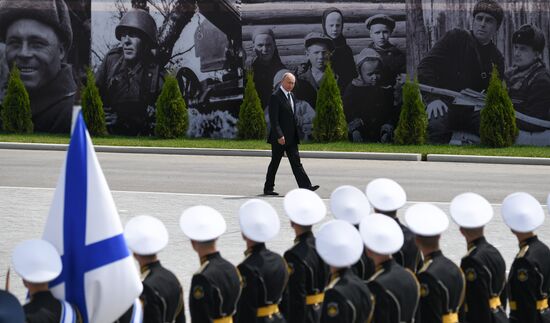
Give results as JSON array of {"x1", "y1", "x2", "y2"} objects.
[
  {"x1": 312, "y1": 63, "x2": 347, "y2": 142},
  {"x1": 237, "y1": 71, "x2": 266, "y2": 139},
  {"x1": 1, "y1": 65, "x2": 33, "y2": 133},
  {"x1": 81, "y1": 67, "x2": 107, "y2": 136},
  {"x1": 394, "y1": 77, "x2": 428, "y2": 145},
  {"x1": 155, "y1": 75, "x2": 188, "y2": 138},
  {"x1": 480, "y1": 65, "x2": 518, "y2": 147}
]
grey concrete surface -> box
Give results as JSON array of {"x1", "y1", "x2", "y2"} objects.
[{"x1": 0, "y1": 149, "x2": 549, "y2": 313}]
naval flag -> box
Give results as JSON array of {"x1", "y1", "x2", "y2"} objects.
[{"x1": 42, "y1": 113, "x2": 142, "y2": 322}]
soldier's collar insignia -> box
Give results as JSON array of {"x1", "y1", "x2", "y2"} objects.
[
  {"x1": 465, "y1": 268, "x2": 477, "y2": 282},
  {"x1": 518, "y1": 269, "x2": 528, "y2": 282},
  {"x1": 140, "y1": 269, "x2": 151, "y2": 281},
  {"x1": 517, "y1": 245, "x2": 529, "y2": 258},
  {"x1": 327, "y1": 302, "x2": 339, "y2": 317},
  {"x1": 420, "y1": 283, "x2": 430, "y2": 297},
  {"x1": 193, "y1": 285, "x2": 205, "y2": 299}
]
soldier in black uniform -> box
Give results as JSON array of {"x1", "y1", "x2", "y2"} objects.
[
  {"x1": 124, "y1": 215, "x2": 186, "y2": 323},
  {"x1": 330, "y1": 185, "x2": 375, "y2": 280},
  {"x1": 360, "y1": 213, "x2": 420, "y2": 323},
  {"x1": 12, "y1": 239, "x2": 82, "y2": 323},
  {"x1": 449, "y1": 193, "x2": 508, "y2": 323},
  {"x1": 281, "y1": 189, "x2": 329, "y2": 323},
  {"x1": 180, "y1": 205, "x2": 242, "y2": 323},
  {"x1": 96, "y1": 9, "x2": 165, "y2": 136},
  {"x1": 366, "y1": 178, "x2": 423, "y2": 272},
  {"x1": 316, "y1": 220, "x2": 374, "y2": 323},
  {"x1": 236, "y1": 199, "x2": 288, "y2": 323},
  {"x1": 405, "y1": 203, "x2": 465, "y2": 323},
  {"x1": 502, "y1": 192, "x2": 550, "y2": 323},
  {"x1": 505, "y1": 24, "x2": 550, "y2": 146},
  {"x1": 417, "y1": 0, "x2": 505, "y2": 143}
]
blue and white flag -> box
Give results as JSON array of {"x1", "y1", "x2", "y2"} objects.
[{"x1": 43, "y1": 113, "x2": 142, "y2": 323}]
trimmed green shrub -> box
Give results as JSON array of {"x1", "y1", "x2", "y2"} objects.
[
  {"x1": 155, "y1": 75, "x2": 188, "y2": 138},
  {"x1": 81, "y1": 67, "x2": 107, "y2": 136},
  {"x1": 312, "y1": 63, "x2": 347, "y2": 142},
  {"x1": 480, "y1": 65, "x2": 518, "y2": 147},
  {"x1": 394, "y1": 77, "x2": 428, "y2": 145},
  {"x1": 1, "y1": 65, "x2": 32, "y2": 133},
  {"x1": 237, "y1": 71, "x2": 266, "y2": 139}
]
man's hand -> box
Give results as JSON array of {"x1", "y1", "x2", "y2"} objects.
[
  {"x1": 426, "y1": 99, "x2": 449, "y2": 119},
  {"x1": 277, "y1": 136, "x2": 286, "y2": 145}
]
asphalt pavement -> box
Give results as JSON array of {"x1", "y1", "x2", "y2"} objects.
[{"x1": 0, "y1": 148, "x2": 549, "y2": 310}]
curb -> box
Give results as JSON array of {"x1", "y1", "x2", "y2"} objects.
[
  {"x1": 0, "y1": 142, "x2": 421, "y2": 161},
  {"x1": 427, "y1": 154, "x2": 550, "y2": 166}
]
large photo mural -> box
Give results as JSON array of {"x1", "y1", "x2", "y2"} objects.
[{"x1": 0, "y1": 0, "x2": 548, "y2": 146}]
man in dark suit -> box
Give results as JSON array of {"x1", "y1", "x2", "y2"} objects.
[{"x1": 264, "y1": 72, "x2": 319, "y2": 196}]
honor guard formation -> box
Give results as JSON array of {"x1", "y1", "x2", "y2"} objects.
[{"x1": 4, "y1": 179, "x2": 550, "y2": 323}]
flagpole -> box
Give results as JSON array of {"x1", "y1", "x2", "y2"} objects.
[{"x1": 5, "y1": 267, "x2": 10, "y2": 291}]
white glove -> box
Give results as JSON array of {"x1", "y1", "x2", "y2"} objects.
[{"x1": 426, "y1": 99, "x2": 448, "y2": 119}]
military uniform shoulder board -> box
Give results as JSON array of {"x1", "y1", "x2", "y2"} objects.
[
  {"x1": 517, "y1": 245, "x2": 529, "y2": 258},
  {"x1": 326, "y1": 302, "x2": 339, "y2": 317},
  {"x1": 195, "y1": 260, "x2": 210, "y2": 274},
  {"x1": 418, "y1": 259, "x2": 433, "y2": 273}
]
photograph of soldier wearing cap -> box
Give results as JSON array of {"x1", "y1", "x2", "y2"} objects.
[
  {"x1": 95, "y1": 8, "x2": 165, "y2": 136},
  {"x1": 412, "y1": 0, "x2": 550, "y2": 146},
  {"x1": 0, "y1": 0, "x2": 85, "y2": 133}
]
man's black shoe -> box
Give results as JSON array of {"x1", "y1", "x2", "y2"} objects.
[
  {"x1": 307, "y1": 185, "x2": 320, "y2": 192},
  {"x1": 264, "y1": 190, "x2": 279, "y2": 196}
]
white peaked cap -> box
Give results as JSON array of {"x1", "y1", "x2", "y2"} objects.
[
  {"x1": 330, "y1": 185, "x2": 371, "y2": 225},
  {"x1": 284, "y1": 188, "x2": 326, "y2": 226},
  {"x1": 360, "y1": 213, "x2": 404, "y2": 255},
  {"x1": 502, "y1": 192, "x2": 545, "y2": 233},
  {"x1": 239, "y1": 199, "x2": 280, "y2": 243},
  {"x1": 450, "y1": 192, "x2": 494, "y2": 228},
  {"x1": 315, "y1": 220, "x2": 364, "y2": 268},
  {"x1": 405, "y1": 203, "x2": 449, "y2": 236},
  {"x1": 124, "y1": 215, "x2": 169, "y2": 255},
  {"x1": 180, "y1": 206, "x2": 227, "y2": 241},
  {"x1": 366, "y1": 178, "x2": 407, "y2": 212},
  {"x1": 12, "y1": 239, "x2": 62, "y2": 283}
]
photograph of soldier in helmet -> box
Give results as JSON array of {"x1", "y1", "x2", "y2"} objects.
[
  {"x1": 95, "y1": 8, "x2": 165, "y2": 136},
  {"x1": 505, "y1": 24, "x2": 550, "y2": 146},
  {"x1": 0, "y1": 0, "x2": 90, "y2": 134}
]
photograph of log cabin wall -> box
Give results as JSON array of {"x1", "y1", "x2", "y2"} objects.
[
  {"x1": 408, "y1": 0, "x2": 550, "y2": 146},
  {"x1": 241, "y1": 0, "x2": 406, "y2": 143},
  {"x1": 91, "y1": 0, "x2": 244, "y2": 138}
]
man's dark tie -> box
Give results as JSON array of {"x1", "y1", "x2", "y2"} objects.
[{"x1": 287, "y1": 93, "x2": 294, "y2": 113}]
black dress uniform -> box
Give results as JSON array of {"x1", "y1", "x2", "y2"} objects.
[
  {"x1": 367, "y1": 259, "x2": 420, "y2": 323},
  {"x1": 508, "y1": 236, "x2": 550, "y2": 323},
  {"x1": 23, "y1": 291, "x2": 82, "y2": 323},
  {"x1": 189, "y1": 252, "x2": 242, "y2": 323},
  {"x1": 320, "y1": 268, "x2": 374, "y2": 323},
  {"x1": 416, "y1": 250, "x2": 465, "y2": 323},
  {"x1": 236, "y1": 243, "x2": 289, "y2": 323},
  {"x1": 281, "y1": 231, "x2": 329, "y2": 323},
  {"x1": 460, "y1": 237, "x2": 508, "y2": 323},
  {"x1": 393, "y1": 218, "x2": 423, "y2": 272},
  {"x1": 142, "y1": 261, "x2": 186, "y2": 323}
]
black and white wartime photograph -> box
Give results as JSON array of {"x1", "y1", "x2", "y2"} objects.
[
  {"x1": 0, "y1": 0, "x2": 91, "y2": 134},
  {"x1": 241, "y1": 0, "x2": 407, "y2": 143},
  {"x1": 407, "y1": 0, "x2": 550, "y2": 146},
  {"x1": 91, "y1": 0, "x2": 244, "y2": 138}
]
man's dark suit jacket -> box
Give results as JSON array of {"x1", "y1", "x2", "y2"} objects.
[{"x1": 267, "y1": 88, "x2": 299, "y2": 146}]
